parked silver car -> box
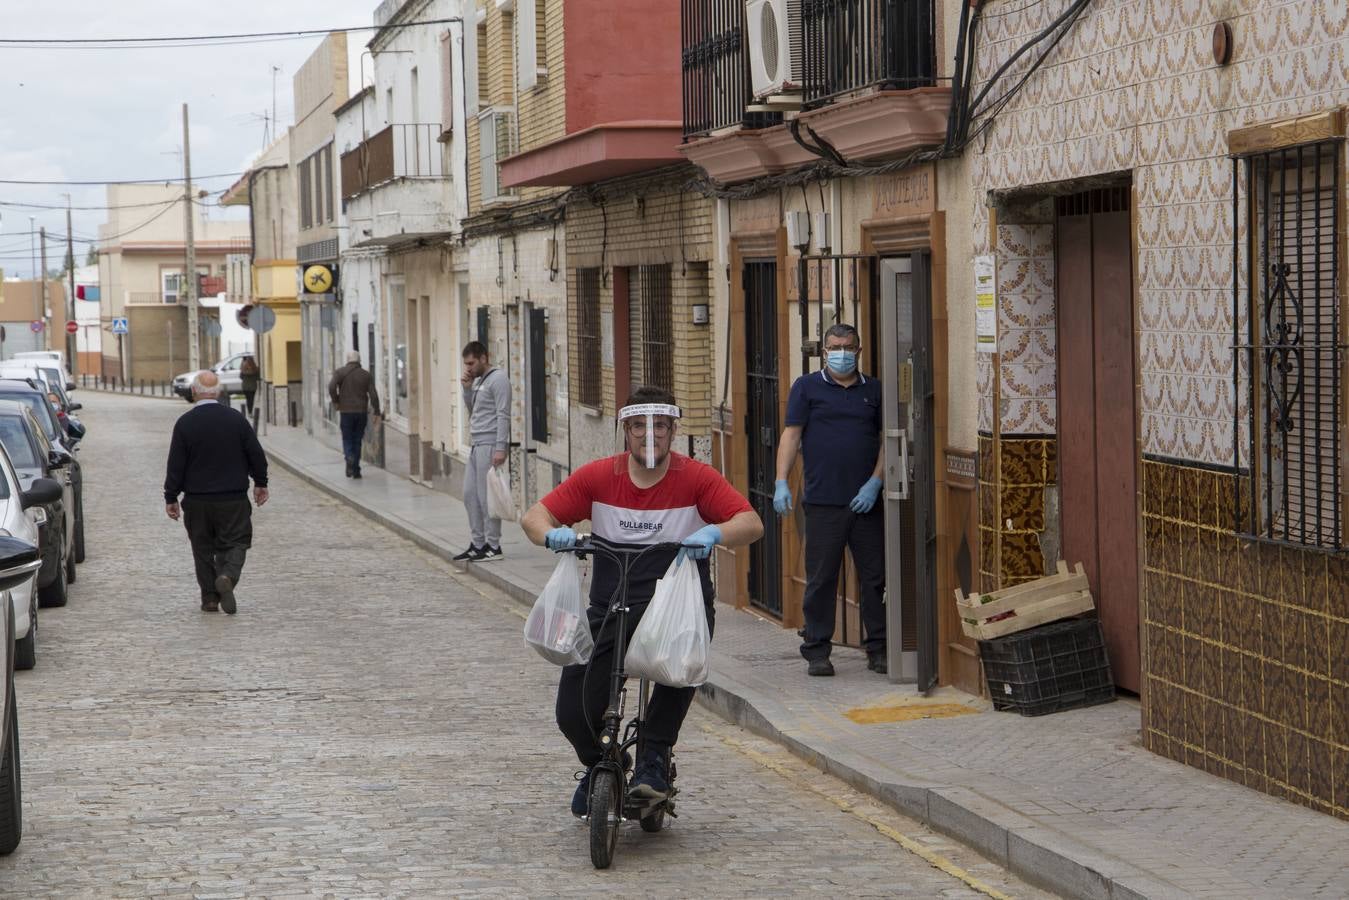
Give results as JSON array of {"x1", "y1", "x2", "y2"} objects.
[{"x1": 172, "y1": 353, "x2": 249, "y2": 401}]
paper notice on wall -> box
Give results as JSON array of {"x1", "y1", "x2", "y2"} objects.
[{"x1": 975, "y1": 255, "x2": 997, "y2": 353}]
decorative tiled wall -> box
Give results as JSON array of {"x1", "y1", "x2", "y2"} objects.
[
  {"x1": 977, "y1": 435, "x2": 1058, "y2": 593},
  {"x1": 1141, "y1": 458, "x2": 1348, "y2": 820},
  {"x1": 996, "y1": 222, "x2": 1057, "y2": 435},
  {"x1": 968, "y1": 0, "x2": 1349, "y2": 469}
]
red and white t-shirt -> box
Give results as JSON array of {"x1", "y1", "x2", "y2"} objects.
[{"x1": 541, "y1": 453, "x2": 752, "y2": 606}]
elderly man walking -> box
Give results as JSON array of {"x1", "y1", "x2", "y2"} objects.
[
  {"x1": 454, "y1": 341, "x2": 510, "y2": 562},
  {"x1": 164, "y1": 371, "x2": 269, "y2": 614},
  {"x1": 329, "y1": 350, "x2": 381, "y2": 479}
]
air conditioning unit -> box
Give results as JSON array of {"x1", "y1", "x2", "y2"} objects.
[{"x1": 746, "y1": 0, "x2": 803, "y2": 100}]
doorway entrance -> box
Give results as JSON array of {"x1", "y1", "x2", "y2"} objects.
[
  {"x1": 879, "y1": 254, "x2": 938, "y2": 689},
  {"x1": 1055, "y1": 185, "x2": 1140, "y2": 692},
  {"x1": 744, "y1": 260, "x2": 783, "y2": 617}
]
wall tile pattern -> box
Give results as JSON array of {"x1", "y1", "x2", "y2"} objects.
[
  {"x1": 1141, "y1": 458, "x2": 1348, "y2": 820},
  {"x1": 996, "y1": 223, "x2": 1057, "y2": 434},
  {"x1": 969, "y1": 0, "x2": 1349, "y2": 468},
  {"x1": 978, "y1": 435, "x2": 1058, "y2": 592}
]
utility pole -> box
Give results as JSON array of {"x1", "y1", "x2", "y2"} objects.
[
  {"x1": 183, "y1": 102, "x2": 200, "y2": 370},
  {"x1": 39, "y1": 227, "x2": 49, "y2": 350},
  {"x1": 66, "y1": 198, "x2": 77, "y2": 375}
]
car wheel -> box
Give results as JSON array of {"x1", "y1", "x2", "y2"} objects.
[
  {"x1": 65, "y1": 547, "x2": 76, "y2": 586},
  {"x1": 38, "y1": 549, "x2": 67, "y2": 608},
  {"x1": 74, "y1": 494, "x2": 85, "y2": 564},
  {"x1": 0, "y1": 680, "x2": 22, "y2": 854}
]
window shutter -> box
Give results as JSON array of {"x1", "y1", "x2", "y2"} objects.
[
  {"x1": 517, "y1": 0, "x2": 538, "y2": 91},
  {"x1": 440, "y1": 31, "x2": 455, "y2": 136}
]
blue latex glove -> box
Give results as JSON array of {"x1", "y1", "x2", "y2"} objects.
[
  {"x1": 849, "y1": 476, "x2": 883, "y2": 514},
  {"x1": 545, "y1": 526, "x2": 577, "y2": 550},
  {"x1": 773, "y1": 479, "x2": 793, "y2": 515},
  {"x1": 677, "y1": 524, "x2": 722, "y2": 563}
]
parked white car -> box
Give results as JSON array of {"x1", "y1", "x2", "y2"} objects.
[
  {"x1": 172, "y1": 353, "x2": 249, "y2": 401},
  {"x1": 10, "y1": 352, "x2": 74, "y2": 391},
  {"x1": 0, "y1": 445, "x2": 43, "y2": 671}
]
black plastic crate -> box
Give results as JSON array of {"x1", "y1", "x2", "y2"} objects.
[{"x1": 978, "y1": 617, "x2": 1115, "y2": 716}]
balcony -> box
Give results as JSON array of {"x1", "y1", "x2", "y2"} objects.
[
  {"x1": 679, "y1": 0, "x2": 946, "y2": 185},
  {"x1": 340, "y1": 124, "x2": 448, "y2": 201}
]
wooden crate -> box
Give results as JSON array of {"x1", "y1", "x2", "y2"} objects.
[{"x1": 955, "y1": 561, "x2": 1095, "y2": 640}]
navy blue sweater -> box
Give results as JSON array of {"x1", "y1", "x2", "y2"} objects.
[{"x1": 163, "y1": 403, "x2": 268, "y2": 503}]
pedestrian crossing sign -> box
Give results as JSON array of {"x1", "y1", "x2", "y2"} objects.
[{"x1": 111, "y1": 317, "x2": 129, "y2": 334}]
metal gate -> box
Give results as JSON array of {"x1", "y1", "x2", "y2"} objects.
[
  {"x1": 880, "y1": 254, "x2": 938, "y2": 690},
  {"x1": 527, "y1": 306, "x2": 549, "y2": 443},
  {"x1": 744, "y1": 261, "x2": 782, "y2": 617}
]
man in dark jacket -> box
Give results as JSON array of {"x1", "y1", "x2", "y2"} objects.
[
  {"x1": 164, "y1": 370, "x2": 269, "y2": 614},
  {"x1": 328, "y1": 351, "x2": 381, "y2": 478}
]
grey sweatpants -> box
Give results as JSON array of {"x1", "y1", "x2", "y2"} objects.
[{"x1": 464, "y1": 443, "x2": 502, "y2": 548}]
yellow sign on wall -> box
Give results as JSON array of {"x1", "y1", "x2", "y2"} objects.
[{"x1": 302, "y1": 264, "x2": 335, "y2": 294}]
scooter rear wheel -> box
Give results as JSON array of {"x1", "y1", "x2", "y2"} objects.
[{"x1": 588, "y1": 768, "x2": 620, "y2": 869}]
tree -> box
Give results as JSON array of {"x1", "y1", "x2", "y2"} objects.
[{"x1": 85, "y1": 246, "x2": 98, "y2": 267}]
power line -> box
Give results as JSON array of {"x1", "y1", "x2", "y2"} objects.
[
  {"x1": 0, "y1": 18, "x2": 461, "y2": 47},
  {"x1": 0, "y1": 197, "x2": 183, "y2": 211},
  {"x1": 0, "y1": 173, "x2": 243, "y2": 186}
]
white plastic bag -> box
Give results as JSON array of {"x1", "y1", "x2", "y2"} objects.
[
  {"x1": 487, "y1": 463, "x2": 516, "y2": 521},
  {"x1": 624, "y1": 555, "x2": 710, "y2": 688},
  {"x1": 524, "y1": 555, "x2": 593, "y2": 666}
]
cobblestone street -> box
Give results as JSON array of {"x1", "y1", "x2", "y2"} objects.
[{"x1": 0, "y1": 394, "x2": 1049, "y2": 898}]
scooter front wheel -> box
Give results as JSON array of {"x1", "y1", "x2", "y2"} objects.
[{"x1": 589, "y1": 768, "x2": 620, "y2": 869}]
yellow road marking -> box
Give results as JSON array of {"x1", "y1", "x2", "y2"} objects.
[{"x1": 704, "y1": 725, "x2": 1017, "y2": 900}]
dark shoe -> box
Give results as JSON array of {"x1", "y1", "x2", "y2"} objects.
[
  {"x1": 200, "y1": 598, "x2": 219, "y2": 612},
  {"x1": 571, "y1": 769, "x2": 592, "y2": 818},
  {"x1": 344, "y1": 463, "x2": 354, "y2": 478},
  {"x1": 867, "y1": 652, "x2": 888, "y2": 674},
  {"x1": 214, "y1": 575, "x2": 237, "y2": 615},
  {"x1": 473, "y1": 545, "x2": 504, "y2": 562},
  {"x1": 452, "y1": 545, "x2": 481, "y2": 562},
  {"x1": 352, "y1": 467, "x2": 362, "y2": 479},
  {"x1": 807, "y1": 658, "x2": 835, "y2": 677},
  {"x1": 629, "y1": 749, "x2": 671, "y2": 800}
]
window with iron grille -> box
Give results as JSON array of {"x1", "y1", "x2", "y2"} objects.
[
  {"x1": 632, "y1": 264, "x2": 673, "y2": 394},
  {"x1": 1233, "y1": 139, "x2": 1345, "y2": 548},
  {"x1": 576, "y1": 268, "x2": 602, "y2": 408}
]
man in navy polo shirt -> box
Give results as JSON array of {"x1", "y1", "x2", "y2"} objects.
[{"x1": 773, "y1": 323, "x2": 886, "y2": 677}]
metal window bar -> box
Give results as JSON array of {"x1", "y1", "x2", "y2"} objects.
[
  {"x1": 576, "y1": 268, "x2": 602, "y2": 408},
  {"x1": 802, "y1": 0, "x2": 935, "y2": 108},
  {"x1": 798, "y1": 253, "x2": 869, "y2": 377},
  {"x1": 1232, "y1": 139, "x2": 1345, "y2": 549},
  {"x1": 681, "y1": 0, "x2": 782, "y2": 138},
  {"x1": 637, "y1": 264, "x2": 674, "y2": 394}
]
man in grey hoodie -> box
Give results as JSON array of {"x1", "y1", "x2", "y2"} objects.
[{"x1": 456, "y1": 341, "x2": 510, "y2": 561}]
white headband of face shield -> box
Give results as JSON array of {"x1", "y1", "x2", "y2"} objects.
[{"x1": 619, "y1": 403, "x2": 681, "y2": 469}]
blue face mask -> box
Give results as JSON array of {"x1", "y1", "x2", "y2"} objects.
[{"x1": 826, "y1": 350, "x2": 857, "y2": 376}]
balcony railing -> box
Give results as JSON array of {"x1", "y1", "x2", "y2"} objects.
[
  {"x1": 681, "y1": 0, "x2": 781, "y2": 139},
  {"x1": 341, "y1": 123, "x2": 447, "y2": 200},
  {"x1": 802, "y1": 0, "x2": 935, "y2": 107}
]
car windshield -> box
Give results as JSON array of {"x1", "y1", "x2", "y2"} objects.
[
  {"x1": 0, "y1": 416, "x2": 39, "y2": 469},
  {"x1": 0, "y1": 392, "x2": 58, "y2": 440}
]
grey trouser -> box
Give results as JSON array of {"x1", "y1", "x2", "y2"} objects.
[{"x1": 464, "y1": 443, "x2": 501, "y2": 548}]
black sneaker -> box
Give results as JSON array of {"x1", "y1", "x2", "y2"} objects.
[
  {"x1": 571, "y1": 768, "x2": 592, "y2": 818},
  {"x1": 213, "y1": 575, "x2": 237, "y2": 615},
  {"x1": 807, "y1": 658, "x2": 835, "y2": 677},
  {"x1": 867, "y1": 652, "x2": 888, "y2": 674},
  {"x1": 628, "y1": 749, "x2": 670, "y2": 800},
  {"x1": 473, "y1": 545, "x2": 504, "y2": 562},
  {"x1": 452, "y1": 546, "x2": 482, "y2": 562}
]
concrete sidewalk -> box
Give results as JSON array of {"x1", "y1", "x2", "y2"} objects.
[{"x1": 263, "y1": 423, "x2": 1349, "y2": 900}]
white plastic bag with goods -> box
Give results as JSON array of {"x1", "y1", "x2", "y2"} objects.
[
  {"x1": 486, "y1": 463, "x2": 517, "y2": 521},
  {"x1": 524, "y1": 555, "x2": 593, "y2": 666},
  {"x1": 624, "y1": 555, "x2": 710, "y2": 688}
]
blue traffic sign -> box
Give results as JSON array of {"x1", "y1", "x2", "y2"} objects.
[{"x1": 111, "y1": 317, "x2": 129, "y2": 335}]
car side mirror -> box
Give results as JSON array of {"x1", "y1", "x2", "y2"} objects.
[
  {"x1": 69, "y1": 402, "x2": 82, "y2": 411},
  {"x1": 0, "y1": 534, "x2": 40, "y2": 593},
  {"x1": 66, "y1": 381, "x2": 76, "y2": 392},
  {"x1": 21, "y1": 477, "x2": 62, "y2": 510},
  {"x1": 47, "y1": 449, "x2": 72, "y2": 469}
]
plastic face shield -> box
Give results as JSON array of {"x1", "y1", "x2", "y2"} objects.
[{"x1": 618, "y1": 403, "x2": 681, "y2": 468}]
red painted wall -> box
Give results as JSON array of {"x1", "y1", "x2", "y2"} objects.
[{"x1": 563, "y1": 0, "x2": 683, "y2": 132}]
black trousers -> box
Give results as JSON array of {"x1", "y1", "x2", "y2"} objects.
[
  {"x1": 556, "y1": 599, "x2": 716, "y2": 767},
  {"x1": 182, "y1": 497, "x2": 253, "y2": 601},
  {"x1": 800, "y1": 503, "x2": 887, "y2": 659}
]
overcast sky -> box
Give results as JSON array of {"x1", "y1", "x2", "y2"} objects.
[{"x1": 0, "y1": 2, "x2": 380, "y2": 278}]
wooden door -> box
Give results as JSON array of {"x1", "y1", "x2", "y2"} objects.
[{"x1": 1056, "y1": 187, "x2": 1140, "y2": 692}]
